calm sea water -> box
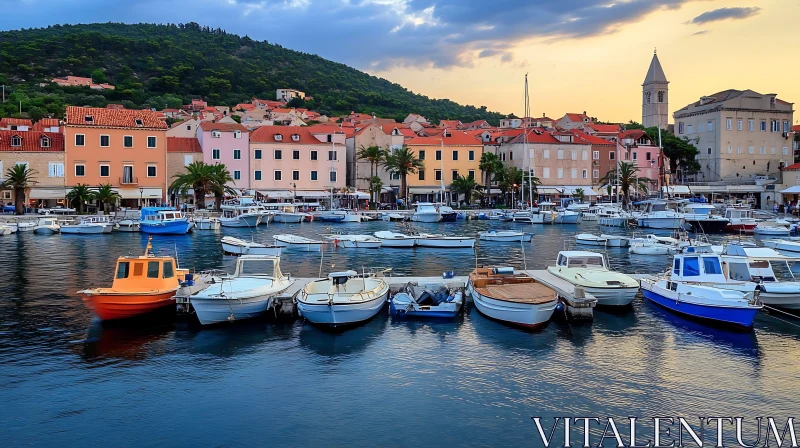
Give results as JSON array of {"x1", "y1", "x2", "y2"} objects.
[{"x1": 1, "y1": 220, "x2": 799, "y2": 447}]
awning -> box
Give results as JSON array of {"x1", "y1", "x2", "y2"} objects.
[
  {"x1": 662, "y1": 185, "x2": 691, "y2": 194},
  {"x1": 381, "y1": 186, "x2": 394, "y2": 193},
  {"x1": 118, "y1": 188, "x2": 162, "y2": 199},
  {"x1": 257, "y1": 190, "x2": 293, "y2": 199},
  {"x1": 29, "y1": 187, "x2": 67, "y2": 199},
  {"x1": 409, "y1": 187, "x2": 445, "y2": 195},
  {"x1": 781, "y1": 186, "x2": 800, "y2": 194},
  {"x1": 560, "y1": 186, "x2": 598, "y2": 196},
  {"x1": 537, "y1": 187, "x2": 562, "y2": 194},
  {"x1": 348, "y1": 191, "x2": 370, "y2": 199},
  {"x1": 296, "y1": 190, "x2": 329, "y2": 199}
]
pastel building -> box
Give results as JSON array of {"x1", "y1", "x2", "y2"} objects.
[
  {"x1": 249, "y1": 125, "x2": 346, "y2": 200},
  {"x1": 166, "y1": 137, "x2": 204, "y2": 205},
  {"x1": 350, "y1": 123, "x2": 405, "y2": 198},
  {"x1": 404, "y1": 130, "x2": 483, "y2": 202},
  {"x1": 0, "y1": 130, "x2": 66, "y2": 207},
  {"x1": 196, "y1": 122, "x2": 250, "y2": 190},
  {"x1": 616, "y1": 130, "x2": 662, "y2": 185}
]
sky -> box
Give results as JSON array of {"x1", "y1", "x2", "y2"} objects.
[{"x1": 1, "y1": 0, "x2": 798, "y2": 123}]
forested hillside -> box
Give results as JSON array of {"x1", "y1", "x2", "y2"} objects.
[{"x1": 0, "y1": 22, "x2": 505, "y2": 123}]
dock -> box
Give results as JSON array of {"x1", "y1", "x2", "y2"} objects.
[{"x1": 523, "y1": 270, "x2": 597, "y2": 321}]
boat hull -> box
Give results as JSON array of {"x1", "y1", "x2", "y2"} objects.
[
  {"x1": 297, "y1": 292, "x2": 388, "y2": 327},
  {"x1": 376, "y1": 238, "x2": 416, "y2": 247},
  {"x1": 641, "y1": 284, "x2": 758, "y2": 328},
  {"x1": 586, "y1": 286, "x2": 638, "y2": 306},
  {"x1": 140, "y1": 220, "x2": 193, "y2": 235},
  {"x1": 221, "y1": 242, "x2": 281, "y2": 256},
  {"x1": 411, "y1": 213, "x2": 441, "y2": 223},
  {"x1": 220, "y1": 215, "x2": 261, "y2": 228},
  {"x1": 553, "y1": 213, "x2": 580, "y2": 224},
  {"x1": 416, "y1": 238, "x2": 475, "y2": 248},
  {"x1": 479, "y1": 234, "x2": 531, "y2": 242},
  {"x1": 81, "y1": 291, "x2": 176, "y2": 321},
  {"x1": 440, "y1": 212, "x2": 457, "y2": 222},
  {"x1": 683, "y1": 219, "x2": 729, "y2": 233},
  {"x1": 467, "y1": 280, "x2": 557, "y2": 329},
  {"x1": 637, "y1": 217, "x2": 684, "y2": 229},
  {"x1": 575, "y1": 238, "x2": 607, "y2": 246},
  {"x1": 115, "y1": 222, "x2": 140, "y2": 232},
  {"x1": 34, "y1": 227, "x2": 59, "y2": 234},
  {"x1": 726, "y1": 223, "x2": 756, "y2": 233},
  {"x1": 273, "y1": 213, "x2": 304, "y2": 223},
  {"x1": 195, "y1": 219, "x2": 220, "y2": 230},
  {"x1": 61, "y1": 225, "x2": 106, "y2": 234},
  {"x1": 191, "y1": 295, "x2": 273, "y2": 325}
]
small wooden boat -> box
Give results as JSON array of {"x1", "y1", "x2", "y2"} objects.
[
  {"x1": 467, "y1": 267, "x2": 558, "y2": 329},
  {"x1": 221, "y1": 236, "x2": 281, "y2": 256},
  {"x1": 389, "y1": 282, "x2": 464, "y2": 318},
  {"x1": 78, "y1": 236, "x2": 189, "y2": 320},
  {"x1": 296, "y1": 270, "x2": 390, "y2": 327},
  {"x1": 273, "y1": 234, "x2": 324, "y2": 251},
  {"x1": 478, "y1": 230, "x2": 532, "y2": 242}
]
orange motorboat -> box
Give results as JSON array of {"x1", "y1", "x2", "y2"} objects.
[{"x1": 79, "y1": 237, "x2": 189, "y2": 320}]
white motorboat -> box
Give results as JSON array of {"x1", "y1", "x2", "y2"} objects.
[
  {"x1": 720, "y1": 244, "x2": 800, "y2": 310},
  {"x1": 0, "y1": 224, "x2": 12, "y2": 235},
  {"x1": 273, "y1": 234, "x2": 324, "y2": 251},
  {"x1": 763, "y1": 239, "x2": 800, "y2": 253},
  {"x1": 16, "y1": 220, "x2": 35, "y2": 232},
  {"x1": 575, "y1": 233, "x2": 608, "y2": 246},
  {"x1": 33, "y1": 217, "x2": 60, "y2": 234},
  {"x1": 598, "y1": 208, "x2": 629, "y2": 227},
  {"x1": 547, "y1": 251, "x2": 639, "y2": 306},
  {"x1": 415, "y1": 233, "x2": 475, "y2": 248},
  {"x1": 325, "y1": 234, "x2": 382, "y2": 248},
  {"x1": 374, "y1": 231, "x2": 416, "y2": 247},
  {"x1": 410, "y1": 202, "x2": 441, "y2": 222},
  {"x1": 190, "y1": 255, "x2": 294, "y2": 325},
  {"x1": 467, "y1": 267, "x2": 558, "y2": 329},
  {"x1": 82, "y1": 216, "x2": 115, "y2": 233},
  {"x1": 296, "y1": 270, "x2": 390, "y2": 327},
  {"x1": 599, "y1": 234, "x2": 629, "y2": 247},
  {"x1": 680, "y1": 202, "x2": 730, "y2": 233},
  {"x1": 478, "y1": 230, "x2": 532, "y2": 242},
  {"x1": 551, "y1": 209, "x2": 580, "y2": 224},
  {"x1": 219, "y1": 206, "x2": 263, "y2": 228},
  {"x1": 634, "y1": 201, "x2": 684, "y2": 229},
  {"x1": 221, "y1": 236, "x2": 282, "y2": 256},
  {"x1": 194, "y1": 217, "x2": 221, "y2": 230},
  {"x1": 379, "y1": 213, "x2": 405, "y2": 222},
  {"x1": 485, "y1": 210, "x2": 506, "y2": 220},
  {"x1": 754, "y1": 221, "x2": 791, "y2": 236},
  {"x1": 115, "y1": 219, "x2": 140, "y2": 232},
  {"x1": 628, "y1": 234, "x2": 681, "y2": 255},
  {"x1": 61, "y1": 221, "x2": 106, "y2": 234},
  {"x1": 273, "y1": 211, "x2": 306, "y2": 223},
  {"x1": 316, "y1": 209, "x2": 364, "y2": 222}
]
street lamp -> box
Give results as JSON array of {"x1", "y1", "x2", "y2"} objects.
[
  {"x1": 139, "y1": 187, "x2": 144, "y2": 208},
  {"x1": 512, "y1": 183, "x2": 517, "y2": 208}
]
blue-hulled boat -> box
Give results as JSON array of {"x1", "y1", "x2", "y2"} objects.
[
  {"x1": 389, "y1": 283, "x2": 464, "y2": 318},
  {"x1": 640, "y1": 250, "x2": 761, "y2": 328},
  {"x1": 139, "y1": 207, "x2": 193, "y2": 235}
]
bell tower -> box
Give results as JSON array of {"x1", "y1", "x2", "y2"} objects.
[{"x1": 642, "y1": 50, "x2": 669, "y2": 129}]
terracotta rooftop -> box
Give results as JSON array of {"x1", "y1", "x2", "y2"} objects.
[
  {"x1": 572, "y1": 130, "x2": 615, "y2": 145},
  {"x1": 250, "y1": 125, "x2": 342, "y2": 144},
  {"x1": 406, "y1": 131, "x2": 482, "y2": 146},
  {"x1": 0, "y1": 130, "x2": 64, "y2": 152},
  {"x1": 0, "y1": 118, "x2": 33, "y2": 127},
  {"x1": 65, "y1": 106, "x2": 167, "y2": 129},
  {"x1": 167, "y1": 137, "x2": 203, "y2": 153},
  {"x1": 586, "y1": 124, "x2": 621, "y2": 133},
  {"x1": 198, "y1": 121, "x2": 247, "y2": 133},
  {"x1": 32, "y1": 118, "x2": 61, "y2": 131}
]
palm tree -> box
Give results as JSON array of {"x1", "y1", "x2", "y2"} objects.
[
  {"x1": 478, "y1": 152, "x2": 502, "y2": 191},
  {"x1": 600, "y1": 162, "x2": 654, "y2": 208},
  {"x1": 573, "y1": 188, "x2": 585, "y2": 202},
  {"x1": 356, "y1": 145, "x2": 387, "y2": 202},
  {"x1": 1, "y1": 164, "x2": 37, "y2": 215},
  {"x1": 94, "y1": 184, "x2": 121, "y2": 213},
  {"x1": 169, "y1": 161, "x2": 216, "y2": 209},
  {"x1": 67, "y1": 184, "x2": 95, "y2": 214},
  {"x1": 383, "y1": 146, "x2": 424, "y2": 208},
  {"x1": 209, "y1": 164, "x2": 237, "y2": 210},
  {"x1": 368, "y1": 176, "x2": 383, "y2": 202},
  {"x1": 450, "y1": 175, "x2": 483, "y2": 206}
]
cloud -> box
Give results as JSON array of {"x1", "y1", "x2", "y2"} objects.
[
  {"x1": 687, "y1": 6, "x2": 762, "y2": 24},
  {"x1": 690, "y1": 30, "x2": 709, "y2": 36},
  {"x1": 0, "y1": 0, "x2": 709, "y2": 70}
]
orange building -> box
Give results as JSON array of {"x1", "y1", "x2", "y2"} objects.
[{"x1": 65, "y1": 106, "x2": 168, "y2": 207}]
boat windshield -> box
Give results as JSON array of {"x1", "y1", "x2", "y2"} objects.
[
  {"x1": 769, "y1": 260, "x2": 796, "y2": 281},
  {"x1": 237, "y1": 259, "x2": 276, "y2": 277},
  {"x1": 567, "y1": 256, "x2": 604, "y2": 268}
]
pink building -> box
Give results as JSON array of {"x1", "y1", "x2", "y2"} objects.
[
  {"x1": 249, "y1": 125, "x2": 346, "y2": 199},
  {"x1": 617, "y1": 130, "x2": 662, "y2": 185},
  {"x1": 196, "y1": 122, "x2": 250, "y2": 189}
]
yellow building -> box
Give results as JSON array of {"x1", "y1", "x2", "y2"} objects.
[{"x1": 405, "y1": 130, "x2": 483, "y2": 203}]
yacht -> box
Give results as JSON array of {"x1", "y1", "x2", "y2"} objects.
[
  {"x1": 410, "y1": 202, "x2": 442, "y2": 222},
  {"x1": 547, "y1": 251, "x2": 639, "y2": 306}
]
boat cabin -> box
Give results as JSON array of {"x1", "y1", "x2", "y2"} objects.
[
  {"x1": 113, "y1": 240, "x2": 188, "y2": 292},
  {"x1": 670, "y1": 252, "x2": 728, "y2": 283},
  {"x1": 141, "y1": 207, "x2": 186, "y2": 222},
  {"x1": 555, "y1": 251, "x2": 607, "y2": 269},
  {"x1": 221, "y1": 206, "x2": 261, "y2": 219},
  {"x1": 233, "y1": 255, "x2": 284, "y2": 279},
  {"x1": 724, "y1": 208, "x2": 753, "y2": 220},
  {"x1": 415, "y1": 202, "x2": 439, "y2": 213},
  {"x1": 641, "y1": 201, "x2": 680, "y2": 213},
  {"x1": 722, "y1": 245, "x2": 799, "y2": 282}
]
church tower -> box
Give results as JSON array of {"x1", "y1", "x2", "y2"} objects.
[{"x1": 642, "y1": 51, "x2": 669, "y2": 129}]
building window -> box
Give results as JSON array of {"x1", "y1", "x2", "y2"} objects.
[
  {"x1": 771, "y1": 120, "x2": 779, "y2": 132},
  {"x1": 212, "y1": 149, "x2": 220, "y2": 160},
  {"x1": 727, "y1": 146, "x2": 732, "y2": 154},
  {"x1": 233, "y1": 170, "x2": 241, "y2": 180},
  {"x1": 124, "y1": 136, "x2": 133, "y2": 148},
  {"x1": 609, "y1": 152, "x2": 615, "y2": 160},
  {"x1": 435, "y1": 150, "x2": 442, "y2": 161},
  {"x1": 310, "y1": 151, "x2": 318, "y2": 161},
  {"x1": 645, "y1": 92, "x2": 651, "y2": 104},
  {"x1": 254, "y1": 149, "x2": 262, "y2": 159},
  {"x1": 543, "y1": 149, "x2": 549, "y2": 159},
  {"x1": 707, "y1": 121, "x2": 713, "y2": 132},
  {"x1": 435, "y1": 170, "x2": 442, "y2": 181},
  {"x1": 468, "y1": 170, "x2": 475, "y2": 180},
  {"x1": 328, "y1": 150, "x2": 337, "y2": 161},
  {"x1": 99, "y1": 165, "x2": 110, "y2": 177},
  {"x1": 147, "y1": 136, "x2": 157, "y2": 148},
  {"x1": 571, "y1": 168, "x2": 577, "y2": 179},
  {"x1": 310, "y1": 171, "x2": 317, "y2": 181},
  {"x1": 418, "y1": 170, "x2": 425, "y2": 181},
  {"x1": 211, "y1": 130, "x2": 221, "y2": 138},
  {"x1": 48, "y1": 162, "x2": 64, "y2": 178},
  {"x1": 633, "y1": 152, "x2": 638, "y2": 160},
  {"x1": 582, "y1": 169, "x2": 587, "y2": 179},
  {"x1": 75, "y1": 164, "x2": 85, "y2": 177},
  {"x1": 582, "y1": 150, "x2": 587, "y2": 161},
  {"x1": 40, "y1": 136, "x2": 51, "y2": 148},
  {"x1": 292, "y1": 171, "x2": 300, "y2": 181},
  {"x1": 274, "y1": 149, "x2": 282, "y2": 160},
  {"x1": 509, "y1": 151, "x2": 514, "y2": 161},
  {"x1": 254, "y1": 170, "x2": 262, "y2": 181},
  {"x1": 592, "y1": 151, "x2": 599, "y2": 160},
  {"x1": 326, "y1": 134, "x2": 333, "y2": 143},
  {"x1": 468, "y1": 150, "x2": 475, "y2": 161},
  {"x1": 75, "y1": 134, "x2": 85, "y2": 146},
  {"x1": 233, "y1": 149, "x2": 241, "y2": 160},
  {"x1": 274, "y1": 171, "x2": 282, "y2": 181},
  {"x1": 147, "y1": 165, "x2": 157, "y2": 177},
  {"x1": 657, "y1": 91, "x2": 664, "y2": 103},
  {"x1": 186, "y1": 125, "x2": 191, "y2": 131},
  {"x1": 418, "y1": 150, "x2": 426, "y2": 160},
  {"x1": 737, "y1": 146, "x2": 741, "y2": 154},
  {"x1": 687, "y1": 124, "x2": 693, "y2": 134},
  {"x1": 784, "y1": 121, "x2": 790, "y2": 133},
  {"x1": 783, "y1": 147, "x2": 789, "y2": 156},
  {"x1": 646, "y1": 152, "x2": 652, "y2": 160},
  {"x1": 100, "y1": 135, "x2": 110, "y2": 147},
  {"x1": 708, "y1": 148, "x2": 712, "y2": 155},
  {"x1": 390, "y1": 172, "x2": 400, "y2": 180},
  {"x1": 761, "y1": 120, "x2": 767, "y2": 132},
  {"x1": 293, "y1": 150, "x2": 300, "y2": 160},
  {"x1": 771, "y1": 147, "x2": 776, "y2": 155},
  {"x1": 329, "y1": 171, "x2": 337, "y2": 182},
  {"x1": 737, "y1": 120, "x2": 743, "y2": 131},
  {"x1": 748, "y1": 120, "x2": 754, "y2": 131},
  {"x1": 452, "y1": 150, "x2": 458, "y2": 161},
  {"x1": 10, "y1": 135, "x2": 21, "y2": 147},
  {"x1": 678, "y1": 122, "x2": 684, "y2": 134},
  {"x1": 452, "y1": 170, "x2": 458, "y2": 180},
  {"x1": 760, "y1": 146, "x2": 765, "y2": 155},
  {"x1": 543, "y1": 167, "x2": 550, "y2": 178},
  {"x1": 557, "y1": 149, "x2": 564, "y2": 160},
  {"x1": 557, "y1": 168, "x2": 563, "y2": 179},
  {"x1": 233, "y1": 130, "x2": 241, "y2": 139},
  {"x1": 593, "y1": 169, "x2": 599, "y2": 178},
  {"x1": 748, "y1": 146, "x2": 754, "y2": 154},
  {"x1": 726, "y1": 118, "x2": 732, "y2": 130}
]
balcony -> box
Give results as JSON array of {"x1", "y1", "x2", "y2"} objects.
[{"x1": 120, "y1": 177, "x2": 138, "y2": 185}]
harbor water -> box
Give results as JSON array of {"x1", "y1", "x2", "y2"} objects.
[{"x1": 2, "y1": 220, "x2": 800, "y2": 447}]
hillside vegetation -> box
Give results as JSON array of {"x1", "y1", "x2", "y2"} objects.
[{"x1": 0, "y1": 22, "x2": 505, "y2": 123}]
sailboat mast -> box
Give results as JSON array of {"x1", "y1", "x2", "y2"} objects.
[
  {"x1": 522, "y1": 73, "x2": 528, "y2": 208},
  {"x1": 658, "y1": 124, "x2": 666, "y2": 199},
  {"x1": 440, "y1": 139, "x2": 445, "y2": 205}
]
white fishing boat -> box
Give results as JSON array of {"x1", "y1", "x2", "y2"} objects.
[
  {"x1": 273, "y1": 234, "x2": 324, "y2": 251},
  {"x1": 379, "y1": 212, "x2": 405, "y2": 222},
  {"x1": 680, "y1": 202, "x2": 730, "y2": 233},
  {"x1": 753, "y1": 221, "x2": 791, "y2": 236},
  {"x1": 485, "y1": 210, "x2": 506, "y2": 220},
  {"x1": 373, "y1": 231, "x2": 416, "y2": 247},
  {"x1": 600, "y1": 234, "x2": 630, "y2": 247},
  {"x1": 634, "y1": 201, "x2": 684, "y2": 229},
  {"x1": 273, "y1": 211, "x2": 306, "y2": 223},
  {"x1": 115, "y1": 219, "x2": 140, "y2": 232},
  {"x1": 316, "y1": 209, "x2": 364, "y2": 222},
  {"x1": 190, "y1": 255, "x2": 294, "y2": 325},
  {"x1": 478, "y1": 230, "x2": 532, "y2": 242},
  {"x1": 551, "y1": 209, "x2": 580, "y2": 224},
  {"x1": 296, "y1": 270, "x2": 390, "y2": 327},
  {"x1": 628, "y1": 234, "x2": 681, "y2": 255},
  {"x1": 724, "y1": 207, "x2": 757, "y2": 233},
  {"x1": 575, "y1": 233, "x2": 608, "y2": 246},
  {"x1": 763, "y1": 239, "x2": 800, "y2": 253},
  {"x1": 262, "y1": 203, "x2": 306, "y2": 223},
  {"x1": 219, "y1": 206, "x2": 263, "y2": 228},
  {"x1": 16, "y1": 220, "x2": 35, "y2": 232},
  {"x1": 720, "y1": 244, "x2": 800, "y2": 310},
  {"x1": 598, "y1": 207, "x2": 629, "y2": 227},
  {"x1": 61, "y1": 221, "x2": 106, "y2": 234},
  {"x1": 221, "y1": 236, "x2": 282, "y2": 256},
  {"x1": 415, "y1": 233, "x2": 475, "y2": 248},
  {"x1": 194, "y1": 217, "x2": 221, "y2": 230},
  {"x1": 82, "y1": 216, "x2": 115, "y2": 233},
  {"x1": 547, "y1": 251, "x2": 639, "y2": 306},
  {"x1": 33, "y1": 217, "x2": 60, "y2": 234},
  {"x1": 467, "y1": 267, "x2": 558, "y2": 329},
  {"x1": 410, "y1": 202, "x2": 442, "y2": 223},
  {"x1": 325, "y1": 234, "x2": 382, "y2": 248}
]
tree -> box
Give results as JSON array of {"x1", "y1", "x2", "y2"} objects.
[
  {"x1": 368, "y1": 176, "x2": 383, "y2": 206},
  {"x1": 169, "y1": 161, "x2": 215, "y2": 209},
  {"x1": 356, "y1": 145, "x2": 387, "y2": 202},
  {"x1": 573, "y1": 188, "x2": 585, "y2": 202},
  {"x1": 90, "y1": 68, "x2": 106, "y2": 84},
  {"x1": 383, "y1": 146, "x2": 423, "y2": 207},
  {"x1": 1, "y1": 164, "x2": 37, "y2": 215},
  {"x1": 94, "y1": 184, "x2": 120, "y2": 213},
  {"x1": 67, "y1": 184, "x2": 94, "y2": 214},
  {"x1": 209, "y1": 163, "x2": 237, "y2": 210},
  {"x1": 478, "y1": 152, "x2": 502, "y2": 191},
  {"x1": 450, "y1": 175, "x2": 482, "y2": 205},
  {"x1": 600, "y1": 162, "x2": 654, "y2": 208},
  {"x1": 626, "y1": 121, "x2": 700, "y2": 181}
]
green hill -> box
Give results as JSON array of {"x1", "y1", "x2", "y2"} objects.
[{"x1": 0, "y1": 22, "x2": 505, "y2": 124}]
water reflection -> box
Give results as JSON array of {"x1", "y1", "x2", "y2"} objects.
[{"x1": 297, "y1": 314, "x2": 388, "y2": 360}]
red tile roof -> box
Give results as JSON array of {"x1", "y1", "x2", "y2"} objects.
[
  {"x1": 167, "y1": 137, "x2": 202, "y2": 153},
  {"x1": 439, "y1": 120, "x2": 462, "y2": 128},
  {"x1": 406, "y1": 131, "x2": 482, "y2": 146},
  {"x1": 620, "y1": 129, "x2": 647, "y2": 139},
  {"x1": 250, "y1": 125, "x2": 341, "y2": 144},
  {"x1": 564, "y1": 113, "x2": 590, "y2": 122},
  {"x1": 572, "y1": 130, "x2": 615, "y2": 145},
  {"x1": 586, "y1": 124, "x2": 621, "y2": 133},
  {"x1": 197, "y1": 121, "x2": 247, "y2": 133},
  {"x1": 0, "y1": 130, "x2": 64, "y2": 152},
  {"x1": 507, "y1": 129, "x2": 560, "y2": 144},
  {"x1": 32, "y1": 118, "x2": 60, "y2": 131},
  {"x1": 235, "y1": 103, "x2": 256, "y2": 111},
  {"x1": 65, "y1": 106, "x2": 167, "y2": 129},
  {"x1": 0, "y1": 118, "x2": 33, "y2": 127}
]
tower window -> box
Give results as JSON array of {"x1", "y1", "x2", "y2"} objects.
[
  {"x1": 657, "y1": 91, "x2": 664, "y2": 103},
  {"x1": 645, "y1": 92, "x2": 651, "y2": 104}
]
